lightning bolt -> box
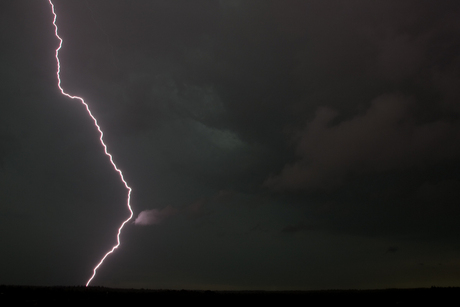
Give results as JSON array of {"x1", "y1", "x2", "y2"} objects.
[{"x1": 47, "y1": 0, "x2": 134, "y2": 286}]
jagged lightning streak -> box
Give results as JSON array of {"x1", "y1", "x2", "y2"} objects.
[{"x1": 47, "y1": 0, "x2": 133, "y2": 286}]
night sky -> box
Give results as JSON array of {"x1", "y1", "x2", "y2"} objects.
[{"x1": 2, "y1": 0, "x2": 460, "y2": 290}]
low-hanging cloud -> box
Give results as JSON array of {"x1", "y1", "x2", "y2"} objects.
[
  {"x1": 134, "y1": 206, "x2": 179, "y2": 226},
  {"x1": 133, "y1": 196, "x2": 214, "y2": 226}
]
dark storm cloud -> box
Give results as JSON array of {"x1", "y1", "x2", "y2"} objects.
[
  {"x1": 50, "y1": 0, "x2": 460, "y2": 250},
  {"x1": 281, "y1": 222, "x2": 315, "y2": 234},
  {"x1": 3, "y1": 0, "x2": 460, "y2": 290},
  {"x1": 387, "y1": 246, "x2": 399, "y2": 253},
  {"x1": 247, "y1": 1, "x2": 460, "y2": 195},
  {"x1": 265, "y1": 94, "x2": 460, "y2": 190}
]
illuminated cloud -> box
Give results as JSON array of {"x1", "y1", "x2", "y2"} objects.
[{"x1": 134, "y1": 206, "x2": 179, "y2": 226}]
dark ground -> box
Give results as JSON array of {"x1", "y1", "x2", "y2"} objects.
[{"x1": 1, "y1": 285, "x2": 458, "y2": 306}]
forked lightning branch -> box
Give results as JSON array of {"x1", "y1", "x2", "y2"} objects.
[{"x1": 47, "y1": 0, "x2": 134, "y2": 286}]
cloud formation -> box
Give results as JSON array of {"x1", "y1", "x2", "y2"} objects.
[
  {"x1": 266, "y1": 94, "x2": 460, "y2": 190},
  {"x1": 134, "y1": 206, "x2": 179, "y2": 226}
]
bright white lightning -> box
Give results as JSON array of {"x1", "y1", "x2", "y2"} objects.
[{"x1": 47, "y1": 0, "x2": 134, "y2": 286}]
